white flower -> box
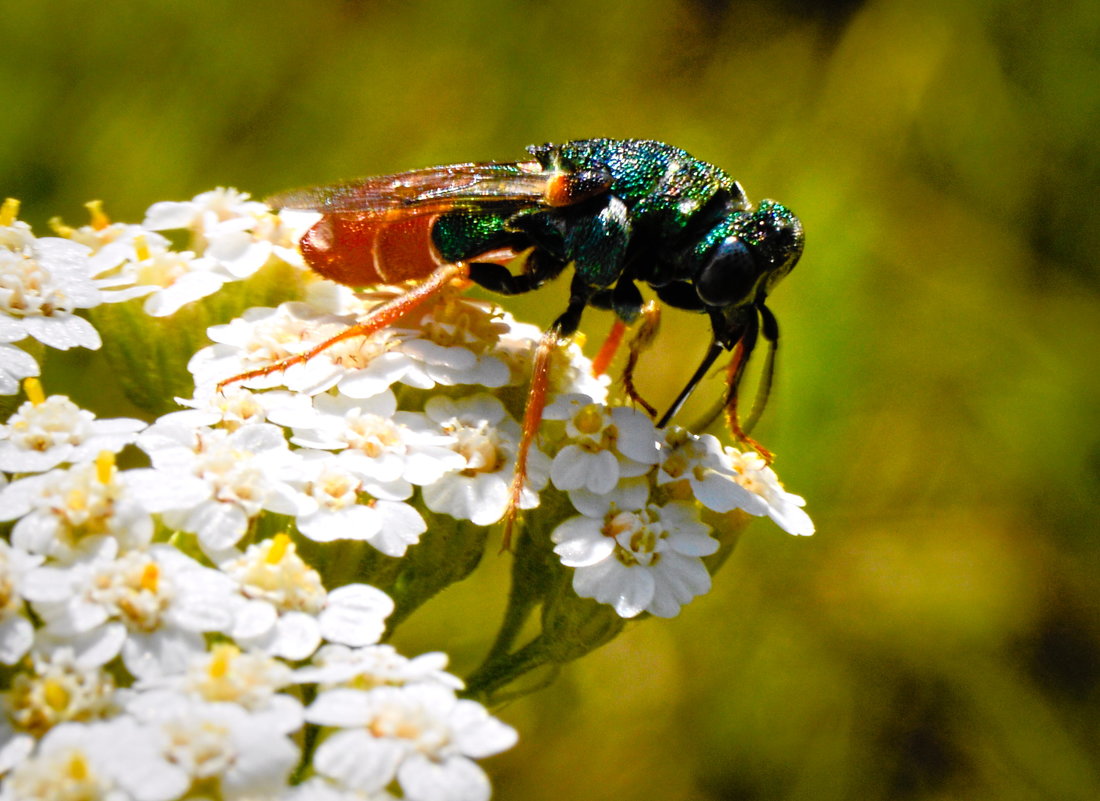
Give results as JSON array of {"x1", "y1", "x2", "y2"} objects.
[
  {"x1": 1, "y1": 646, "x2": 118, "y2": 757},
  {"x1": 656, "y1": 428, "x2": 767, "y2": 514},
  {"x1": 0, "y1": 344, "x2": 37, "y2": 396},
  {"x1": 142, "y1": 190, "x2": 311, "y2": 277},
  {"x1": 1, "y1": 456, "x2": 154, "y2": 563},
  {"x1": 282, "y1": 776, "x2": 398, "y2": 801},
  {"x1": 0, "y1": 718, "x2": 189, "y2": 801},
  {"x1": 124, "y1": 692, "x2": 299, "y2": 799},
  {"x1": 22, "y1": 545, "x2": 238, "y2": 679},
  {"x1": 0, "y1": 391, "x2": 145, "y2": 473},
  {"x1": 223, "y1": 535, "x2": 394, "y2": 660},
  {"x1": 0, "y1": 541, "x2": 42, "y2": 665},
  {"x1": 294, "y1": 644, "x2": 463, "y2": 691},
  {"x1": 0, "y1": 236, "x2": 103, "y2": 350},
  {"x1": 189, "y1": 302, "x2": 407, "y2": 395},
  {"x1": 548, "y1": 402, "x2": 659, "y2": 495},
  {"x1": 383, "y1": 290, "x2": 513, "y2": 391},
  {"x1": 722, "y1": 448, "x2": 815, "y2": 536},
  {"x1": 308, "y1": 683, "x2": 517, "y2": 801},
  {"x1": 0, "y1": 202, "x2": 35, "y2": 252},
  {"x1": 552, "y1": 483, "x2": 719, "y2": 618},
  {"x1": 492, "y1": 318, "x2": 610, "y2": 413},
  {"x1": 131, "y1": 422, "x2": 302, "y2": 553},
  {"x1": 282, "y1": 390, "x2": 466, "y2": 490},
  {"x1": 288, "y1": 453, "x2": 427, "y2": 557},
  {"x1": 176, "y1": 386, "x2": 312, "y2": 432},
  {"x1": 140, "y1": 643, "x2": 296, "y2": 714},
  {"x1": 420, "y1": 394, "x2": 550, "y2": 526},
  {"x1": 126, "y1": 249, "x2": 227, "y2": 317}
]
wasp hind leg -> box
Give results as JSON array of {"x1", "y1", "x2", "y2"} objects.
[{"x1": 216, "y1": 262, "x2": 471, "y2": 392}]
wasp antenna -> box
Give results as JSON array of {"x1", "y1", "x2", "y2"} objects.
[{"x1": 657, "y1": 340, "x2": 724, "y2": 428}]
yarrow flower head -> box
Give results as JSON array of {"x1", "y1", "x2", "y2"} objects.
[
  {"x1": 0, "y1": 187, "x2": 814, "y2": 799},
  {"x1": 0, "y1": 381, "x2": 145, "y2": 473}
]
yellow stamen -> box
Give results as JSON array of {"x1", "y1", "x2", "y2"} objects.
[
  {"x1": 23, "y1": 377, "x2": 45, "y2": 406},
  {"x1": 48, "y1": 216, "x2": 75, "y2": 238},
  {"x1": 65, "y1": 752, "x2": 90, "y2": 782},
  {"x1": 133, "y1": 233, "x2": 151, "y2": 262},
  {"x1": 207, "y1": 643, "x2": 239, "y2": 679},
  {"x1": 94, "y1": 451, "x2": 116, "y2": 484},
  {"x1": 574, "y1": 403, "x2": 605, "y2": 435},
  {"x1": 65, "y1": 487, "x2": 88, "y2": 512},
  {"x1": 84, "y1": 199, "x2": 110, "y2": 231},
  {"x1": 139, "y1": 562, "x2": 159, "y2": 593},
  {"x1": 265, "y1": 533, "x2": 291, "y2": 564},
  {"x1": 0, "y1": 198, "x2": 19, "y2": 227},
  {"x1": 43, "y1": 678, "x2": 70, "y2": 712}
]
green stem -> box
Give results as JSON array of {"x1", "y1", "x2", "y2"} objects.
[{"x1": 462, "y1": 636, "x2": 555, "y2": 703}]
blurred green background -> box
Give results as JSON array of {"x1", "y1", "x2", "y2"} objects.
[{"x1": 4, "y1": 0, "x2": 1098, "y2": 798}]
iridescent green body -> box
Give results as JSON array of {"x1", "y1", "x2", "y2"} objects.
[{"x1": 272, "y1": 138, "x2": 804, "y2": 427}]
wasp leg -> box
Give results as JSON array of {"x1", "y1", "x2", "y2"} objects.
[
  {"x1": 216, "y1": 262, "x2": 470, "y2": 392},
  {"x1": 590, "y1": 318, "x2": 627, "y2": 377},
  {"x1": 502, "y1": 273, "x2": 591, "y2": 550},
  {"x1": 587, "y1": 275, "x2": 643, "y2": 377},
  {"x1": 722, "y1": 338, "x2": 774, "y2": 463},
  {"x1": 621, "y1": 301, "x2": 661, "y2": 419},
  {"x1": 467, "y1": 248, "x2": 567, "y2": 295}
]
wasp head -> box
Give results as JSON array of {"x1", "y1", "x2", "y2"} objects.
[{"x1": 692, "y1": 199, "x2": 804, "y2": 325}]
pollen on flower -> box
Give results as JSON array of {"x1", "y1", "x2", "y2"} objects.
[
  {"x1": 133, "y1": 250, "x2": 193, "y2": 288},
  {"x1": 131, "y1": 233, "x2": 152, "y2": 262},
  {"x1": 7, "y1": 654, "x2": 117, "y2": 737},
  {"x1": 225, "y1": 536, "x2": 326, "y2": 614},
  {"x1": 189, "y1": 643, "x2": 292, "y2": 707},
  {"x1": 573, "y1": 403, "x2": 607, "y2": 438},
  {"x1": 42, "y1": 679, "x2": 70, "y2": 713},
  {"x1": 0, "y1": 197, "x2": 21, "y2": 228},
  {"x1": 24, "y1": 376, "x2": 45, "y2": 406},
  {"x1": 94, "y1": 450, "x2": 114, "y2": 484},
  {"x1": 451, "y1": 421, "x2": 505, "y2": 475},
  {"x1": 265, "y1": 532, "x2": 292, "y2": 564},
  {"x1": 139, "y1": 562, "x2": 159, "y2": 593},
  {"x1": 417, "y1": 290, "x2": 509, "y2": 353},
  {"x1": 4, "y1": 394, "x2": 92, "y2": 453},
  {"x1": 310, "y1": 469, "x2": 360, "y2": 510},
  {"x1": 603, "y1": 508, "x2": 660, "y2": 567},
  {"x1": 84, "y1": 200, "x2": 111, "y2": 232},
  {"x1": 64, "y1": 751, "x2": 91, "y2": 782},
  {"x1": 53, "y1": 462, "x2": 122, "y2": 543},
  {"x1": 208, "y1": 642, "x2": 236, "y2": 679},
  {"x1": 344, "y1": 412, "x2": 403, "y2": 458}
]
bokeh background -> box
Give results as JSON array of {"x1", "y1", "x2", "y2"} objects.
[{"x1": 3, "y1": 0, "x2": 1098, "y2": 798}]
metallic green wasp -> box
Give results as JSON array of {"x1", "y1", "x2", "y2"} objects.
[{"x1": 224, "y1": 139, "x2": 805, "y2": 541}]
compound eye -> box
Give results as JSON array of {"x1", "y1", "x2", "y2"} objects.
[{"x1": 696, "y1": 237, "x2": 756, "y2": 308}]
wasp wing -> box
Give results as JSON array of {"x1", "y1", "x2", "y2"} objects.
[
  {"x1": 271, "y1": 161, "x2": 569, "y2": 286},
  {"x1": 268, "y1": 161, "x2": 554, "y2": 218}
]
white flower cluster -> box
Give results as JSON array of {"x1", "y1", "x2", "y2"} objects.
[
  {"x1": 1, "y1": 194, "x2": 522, "y2": 800},
  {"x1": 0, "y1": 190, "x2": 310, "y2": 394},
  {"x1": 1, "y1": 188, "x2": 815, "y2": 797},
  {"x1": 0, "y1": 474, "x2": 516, "y2": 801}
]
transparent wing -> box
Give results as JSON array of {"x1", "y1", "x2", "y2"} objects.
[{"x1": 268, "y1": 161, "x2": 554, "y2": 218}]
